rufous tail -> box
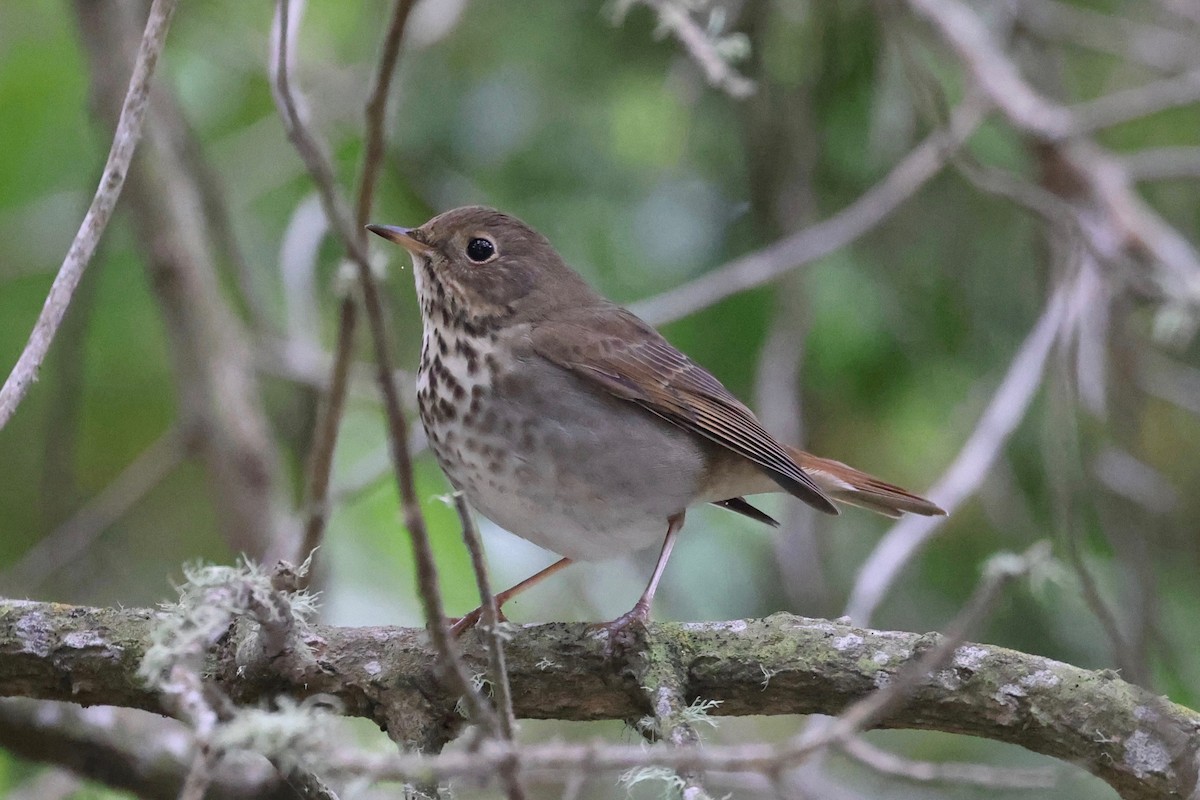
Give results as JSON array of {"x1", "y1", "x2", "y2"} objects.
[{"x1": 787, "y1": 448, "x2": 945, "y2": 519}]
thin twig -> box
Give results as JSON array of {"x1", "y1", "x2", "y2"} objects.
[
  {"x1": 298, "y1": 296, "x2": 357, "y2": 572},
  {"x1": 452, "y1": 493, "x2": 517, "y2": 739},
  {"x1": 630, "y1": 96, "x2": 987, "y2": 325},
  {"x1": 844, "y1": 281, "x2": 1069, "y2": 624},
  {"x1": 1045, "y1": 365, "x2": 1139, "y2": 679},
  {"x1": 1068, "y1": 69, "x2": 1200, "y2": 136},
  {"x1": 298, "y1": 0, "x2": 417, "y2": 581},
  {"x1": 269, "y1": 1, "x2": 364, "y2": 265},
  {"x1": 633, "y1": 0, "x2": 755, "y2": 98},
  {"x1": 1015, "y1": 0, "x2": 1200, "y2": 74},
  {"x1": 356, "y1": 0, "x2": 418, "y2": 232},
  {"x1": 837, "y1": 734, "x2": 1057, "y2": 789},
  {"x1": 1123, "y1": 146, "x2": 1200, "y2": 181},
  {"x1": 453, "y1": 493, "x2": 526, "y2": 800},
  {"x1": 271, "y1": 760, "x2": 343, "y2": 800},
  {"x1": 270, "y1": 0, "x2": 494, "y2": 732},
  {"x1": 0, "y1": 0, "x2": 179, "y2": 431}
]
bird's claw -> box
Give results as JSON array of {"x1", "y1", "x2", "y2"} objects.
[
  {"x1": 588, "y1": 601, "x2": 651, "y2": 655},
  {"x1": 448, "y1": 605, "x2": 509, "y2": 638}
]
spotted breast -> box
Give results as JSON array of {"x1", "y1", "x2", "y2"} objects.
[{"x1": 412, "y1": 253, "x2": 713, "y2": 562}]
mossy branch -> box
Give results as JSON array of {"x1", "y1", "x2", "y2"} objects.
[{"x1": 2, "y1": 599, "x2": 1198, "y2": 798}]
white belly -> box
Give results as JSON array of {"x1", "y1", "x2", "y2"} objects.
[{"x1": 419, "y1": 331, "x2": 711, "y2": 561}]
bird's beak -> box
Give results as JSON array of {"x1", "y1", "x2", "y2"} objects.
[{"x1": 366, "y1": 224, "x2": 435, "y2": 257}]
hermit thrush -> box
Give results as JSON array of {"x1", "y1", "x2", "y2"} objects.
[{"x1": 367, "y1": 207, "x2": 943, "y2": 636}]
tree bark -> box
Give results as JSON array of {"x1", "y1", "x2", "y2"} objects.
[{"x1": 2, "y1": 599, "x2": 1197, "y2": 798}]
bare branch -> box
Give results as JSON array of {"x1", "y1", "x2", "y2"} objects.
[
  {"x1": 908, "y1": 0, "x2": 1072, "y2": 139},
  {"x1": 453, "y1": 494, "x2": 517, "y2": 739},
  {"x1": 1069, "y1": 70, "x2": 1200, "y2": 136},
  {"x1": 907, "y1": 0, "x2": 1200, "y2": 308},
  {"x1": 845, "y1": 282, "x2": 1069, "y2": 624},
  {"x1": 1123, "y1": 146, "x2": 1200, "y2": 182},
  {"x1": 74, "y1": 0, "x2": 291, "y2": 563},
  {"x1": 0, "y1": 699, "x2": 298, "y2": 800},
  {"x1": 269, "y1": 1, "x2": 364, "y2": 267},
  {"x1": 837, "y1": 737, "x2": 1058, "y2": 790},
  {"x1": 1015, "y1": 0, "x2": 1200, "y2": 74},
  {"x1": 355, "y1": 0, "x2": 418, "y2": 232},
  {"x1": 631, "y1": 96, "x2": 987, "y2": 325},
  {"x1": 298, "y1": 295, "x2": 357, "y2": 575},
  {"x1": 0, "y1": 0, "x2": 179, "y2": 431},
  {"x1": 631, "y1": 0, "x2": 755, "y2": 98}
]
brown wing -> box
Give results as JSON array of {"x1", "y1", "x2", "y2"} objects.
[{"x1": 530, "y1": 306, "x2": 838, "y2": 515}]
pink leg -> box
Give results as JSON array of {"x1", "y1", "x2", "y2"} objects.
[
  {"x1": 595, "y1": 511, "x2": 685, "y2": 639},
  {"x1": 451, "y1": 557, "x2": 574, "y2": 636}
]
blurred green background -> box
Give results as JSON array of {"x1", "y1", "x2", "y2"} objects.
[{"x1": 1, "y1": 1, "x2": 1198, "y2": 798}]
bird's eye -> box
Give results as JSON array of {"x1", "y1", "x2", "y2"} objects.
[{"x1": 465, "y1": 237, "x2": 496, "y2": 263}]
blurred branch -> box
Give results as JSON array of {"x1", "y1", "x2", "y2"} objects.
[
  {"x1": 298, "y1": 287, "x2": 357, "y2": 575},
  {"x1": 0, "y1": 0, "x2": 178, "y2": 431},
  {"x1": 631, "y1": 95, "x2": 987, "y2": 325},
  {"x1": 1137, "y1": 350, "x2": 1200, "y2": 416},
  {"x1": 1015, "y1": 0, "x2": 1200, "y2": 74},
  {"x1": 269, "y1": 0, "x2": 365, "y2": 265},
  {"x1": 626, "y1": 0, "x2": 755, "y2": 98},
  {"x1": 271, "y1": 0, "x2": 491, "y2": 738},
  {"x1": 1068, "y1": 70, "x2": 1200, "y2": 136},
  {"x1": 0, "y1": 699, "x2": 299, "y2": 800},
  {"x1": 75, "y1": 0, "x2": 291, "y2": 563},
  {"x1": 907, "y1": 0, "x2": 1200, "y2": 309},
  {"x1": 299, "y1": 0, "x2": 417, "y2": 585},
  {"x1": 1123, "y1": 146, "x2": 1200, "y2": 182},
  {"x1": 845, "y1": 280, "x2": 1069, "y2": 624},
  {"x1": 356, "y1": 0, "x2": 417, "y2": 233},
  {"x1": 0, "y1": 425, "x2": 185, "y2": 595},
  {"x1": 836, "y1": 737, "x2": 1058, "y2": 790},
  {"x1": 1041, "y1": 361, "x2": 1141, "y2": 684},
  {"x1": 39, "y1": 235, "x2": 103, "y2": 529},
  {"x1": 3, "y1": 598, "x2": 1197, "y2": 799},
  {"x1": 7, "y1": 770, "x2": 81, "y2": 800},
  {"x1": 172, "y1": 108, "x2": 277, "y2": 335}
]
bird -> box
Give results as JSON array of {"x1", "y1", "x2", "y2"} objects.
[{"x1": 366, "y1": 206, "x2": 944, "y2": 637}]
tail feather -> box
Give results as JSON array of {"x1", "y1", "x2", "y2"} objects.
[{"x1": 786, "y1": 448, "x2": 945, "y2": 518}]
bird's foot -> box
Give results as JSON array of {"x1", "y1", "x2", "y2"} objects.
[
  {"x1": 448, "y1": 605, "x2": 509, "y2": 638},
  {"x1": 589, "y1": 601, "x2": 651, "y2": 655}
]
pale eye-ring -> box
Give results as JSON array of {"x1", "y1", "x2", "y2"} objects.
[{"x1": 466, "y1": 237, "x2": 496, "y2": 263}]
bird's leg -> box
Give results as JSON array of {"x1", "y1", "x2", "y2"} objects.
[
  {"x1": 450, "y1": 557, "x2": 574, "y2": 636},
  {"x1": 595, "y1": 511, "x2": 685, "y2": 641}
]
